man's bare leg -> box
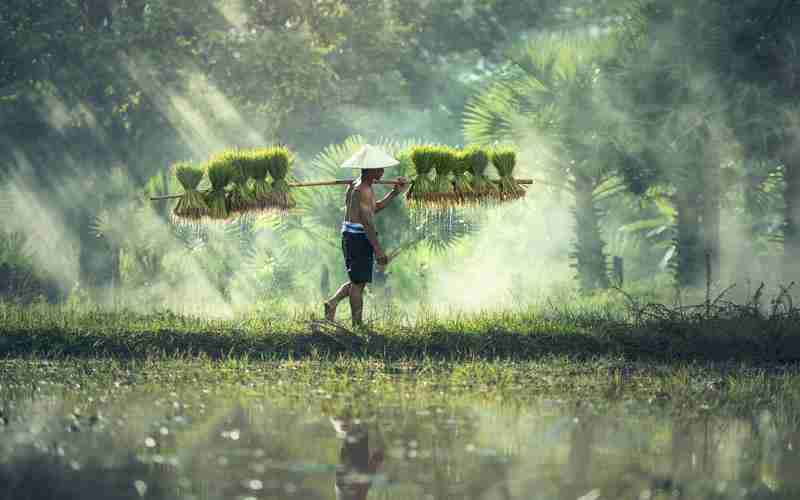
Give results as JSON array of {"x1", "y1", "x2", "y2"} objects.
[
  {"x1": 349, "y1": 283, "x2": 365, "y2": 326},
  {"x1": 324, "y1": 282, "x2": 351, "y2": 321}
]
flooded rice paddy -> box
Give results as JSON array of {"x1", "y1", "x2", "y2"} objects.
[{"x1": 2, "y1": 359, "x2": 800, "y2": 499}]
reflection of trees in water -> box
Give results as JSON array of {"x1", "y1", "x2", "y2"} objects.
[
  {"x1": 775, "y1": 408, "x2": 800, "y2": 496},
  {"x1": 10, "y1": 393, "x2": 800, "y2": 500},
  {"x1": 178, "y1": 403, "x2": 800, "y2": 499},
  {"x1": 741, "y1": 414, "x2": 763, "y2": 483},
  {"x1": 511, "y1": 409, "x2": 795, "y2": 500},
  {"x1": 560, "y1": 412, "x2": 595, "y2": 500},
  {"x1": 365, "y1": 405, "x2": 514, "y2": 500},
  {"x1": 175, "y1": 402, "x2": 326, "y2": 500}
]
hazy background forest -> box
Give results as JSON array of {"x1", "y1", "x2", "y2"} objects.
[{"x1": 2, "y1": 0, "x2": 799, "y2": 316}]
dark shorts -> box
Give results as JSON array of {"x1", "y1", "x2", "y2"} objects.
[{"x1": 342, "y1": 232, "x2": 374, "y2": 284}]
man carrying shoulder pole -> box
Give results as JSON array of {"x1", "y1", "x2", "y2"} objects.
[{"x1": 324, "y1": 145, "x2": 408, "y2": 327}]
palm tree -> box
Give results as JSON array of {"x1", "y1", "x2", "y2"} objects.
[
  {"x1": 607, "y1": 0, "x2": 737, "y2": 288},
  {"x1": 463, "y1": 36, "x2": 624, "y2": 290},
  {"x1": 612, "y1": 0, "x2": 800, "y2": 287},
  {"x1": 727, "y1": 51, "x2": 800, "y2": 281}
]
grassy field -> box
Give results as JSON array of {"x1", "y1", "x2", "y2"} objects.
[{"x1": 1, "y1": 289, "x2": 800, "y2": 362}]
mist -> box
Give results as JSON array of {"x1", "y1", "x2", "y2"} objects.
[{"x1": 3, "y1": 0, "x2": 800, "y2": 317}]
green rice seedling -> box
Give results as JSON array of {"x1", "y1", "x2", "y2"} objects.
[
  {"x1": 430, "y1": 146, "x2": 457, "y2": 207},
  {"x1": 171, "y1": 162, "x2": 209, "y2": 221},
  {"x1": 205, "y1": 153, "x2": 234, "y2": 220},
  {"x1": 408, "y1": 145, "x2": 439, "y2": 208},
  {"x1": 451, "y1": 150, "x2": 474, "y2": 206},
  {"x1": 226, "y1": 149, "x2": 254, "y2": 215},
  {"x1": 268, "y1": 146, "x2": 295, "y2": 211},
  {"x1": 464, "y1": 146, "x2": 497, "y2": 205},
  {"x1": 248, "y1": 148, "x2": 273, "y2": 213},
  {"x1": 491, "y1": 146, "x2": 525, "y2": 202}
]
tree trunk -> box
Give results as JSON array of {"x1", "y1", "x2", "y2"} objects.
[
  {"x1": 78, "y1": 211, "x2": 102, "y2": 288},
  {"x1": 109, "y1": 244, "x2": 120, "y2": 304},
  {"x1": 82, "y1": 0, "x2": 113, "y2": 30},
  {"x1": 122, "y1": 0, "x2": 147, "y2": 21},
  {"x1": 674, "y1": 187, "x2": 704, "y2": 288},
  {"x1": 701, "y1": 154, "x2": 721, "y2": 284},
  {"x1": 572, "y1": 175, "x2": 610, "y2": 291}
]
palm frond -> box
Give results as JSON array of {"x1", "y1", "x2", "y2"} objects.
[
  {"x1": 219, "y1": 214, "x2": 259, "y2": 259},
  {"x1": 416, "y1": 208, "x2": 478, "y2": 254},
  {"x1": 463, "y1": 80, "x2": 521, "y2": 146}
]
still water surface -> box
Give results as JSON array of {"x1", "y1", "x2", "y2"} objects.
[{"x1": 1, "y1": 361, "x2": 799, "y2": 500}]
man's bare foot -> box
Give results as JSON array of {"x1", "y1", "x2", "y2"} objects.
[{"x1": 324, "y1": 301, "x2": 336, "y2": 321}]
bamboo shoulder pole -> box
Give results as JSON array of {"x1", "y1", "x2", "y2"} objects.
[
  {"x1": 293, "y1": 179, "x2": 534, "y2": 187},
  {"x1": 149, "y1": 178, "x2": 536, "y2": 201}
]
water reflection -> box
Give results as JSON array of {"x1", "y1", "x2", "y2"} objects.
[
  {"x1": 2, "y1": 387, "x2": 800, "y2": 499},
  {"x1": 330, "y1": 414, "x2": 384, "y2": 500}
]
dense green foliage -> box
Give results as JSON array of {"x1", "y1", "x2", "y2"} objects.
[{"x1": 2, "y1": 0, "x2": 799, "y2": 302}]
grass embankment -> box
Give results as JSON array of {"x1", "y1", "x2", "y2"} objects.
[{"x1": 1, "y1": 297, "x2": 799, "y2": 362}]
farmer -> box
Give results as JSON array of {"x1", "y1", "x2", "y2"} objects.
[{"x1": 324, "y1": 145, "x2": 408, "y2": 326}]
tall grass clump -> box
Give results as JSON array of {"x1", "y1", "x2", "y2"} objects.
[
  {"x1": 204, "y1": 153, "x2": 234, "y2": 220},
  {"x1": 171, "y1": 161, "x2": 208, "y2": 222},
  {"x1": 225, "y1": 149, "x2": 254, "y2": 215},
  {"x1": 464, "y1": 146, "x2": 497, "y2": 205},
  {"x1": 268, "y1": 146, "x2": 295, "y2": 211},
  {"x1": 248, "y1": 148, "x2": 273, "y2": 213},
  {"x1": 408, "y1": 145, "x2": 437, "y2": 208},
  {"x1": 491, "y1": 146, "x2": 525, "y2": 201},
  {"x1": 452, "y1": 150, "x2": 474, "y2": 205},
  {"x1": 406, "y1": 144, "x2": 525, "y2": 208},
  {"x1": 430, "y1": 146, "x2": 456, "y2": 207}
]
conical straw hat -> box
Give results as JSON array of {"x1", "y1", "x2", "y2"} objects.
[{"x1": 340, "y1": 144, "x2": 399, "y2": 170}]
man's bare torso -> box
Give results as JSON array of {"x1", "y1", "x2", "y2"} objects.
[{"x1": 345, "y1": 180, "x2": 375, "y2": 224}]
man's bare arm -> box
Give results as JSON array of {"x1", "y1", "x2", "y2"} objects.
[
  {"x1": 375, "y1": 177, "x2": 408, "y2": 213},
  {"x1": 345, "y1": 183, "x2": 354, "y2": 217},
  {"x1": 375, "y1": 188, "x2": 399, "y2": 213},
  {"x1": 356, "y1": 188, "x2": 385, "y2": 259}
]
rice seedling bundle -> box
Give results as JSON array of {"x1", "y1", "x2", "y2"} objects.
[
  {"x1": 451, "y1": 150, "x2": 474, "y2": 205},
  {"x1": 205, "y1": 152, "x2": 234, "y2": 220},
  {"x1": 171, "y1": 161, "x2": 209, "y2": 221},
  {"x1": 429, "y1": 146, "x2": 457, "y2": 207},
  {"x1": 226, "y1": 149, "x2": 254, "y2": 215},
  {"x1": 463, "y1": 146, "x2": 497, "y2": 203},
  {"x1": 156, "y1": 144, "x2": 530, "y2": 219},
  {"x1": 407, "y1": 146, "x2": 437, "y2": 207},
  {"x1": 268, "y1": 146, "x2": 295, "y2": 211},
  {"x1": 247, "y1": 148, "x2": 273, "y2": 212},
  {"x1": 491, "y1": 146, "x2": 526, "y2": 201}
]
